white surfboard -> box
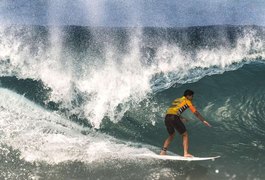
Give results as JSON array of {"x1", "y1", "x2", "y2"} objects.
[{"x1": 136, "y1": 153, "x2": 220, "y2": 161}]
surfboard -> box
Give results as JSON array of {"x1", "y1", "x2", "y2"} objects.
[{"x1": 136, "y1": 153, "x2": 220, "y2": 161}]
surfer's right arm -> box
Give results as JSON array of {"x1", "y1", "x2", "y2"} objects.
[{"x1": 194, "y1": 111, "x2": 212, "y2": 127}]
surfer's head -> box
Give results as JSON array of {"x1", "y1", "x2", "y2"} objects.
[{"x1": 184, "y1": 89, "x2": 194, "y2": 100}]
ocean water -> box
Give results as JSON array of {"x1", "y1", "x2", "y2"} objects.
[{"x1": 0, "y1": 25, "x2": 265, "y2": 180}]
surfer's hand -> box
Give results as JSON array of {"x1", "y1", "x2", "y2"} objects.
[{"x1": 203, "y1": 121, "x2": 211, "y2": 127}]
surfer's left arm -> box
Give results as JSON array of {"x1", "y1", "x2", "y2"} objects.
[
  {"x1": 188, "y1": 101, "x2": 211, "y2": 127},
  {"x1": 194, "y1": 111, "x2": 212, "y2": 127}
]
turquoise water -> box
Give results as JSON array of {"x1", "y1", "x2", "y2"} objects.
[{"x1": 0, "y1": 25, "x2": 265, "y2": 179}]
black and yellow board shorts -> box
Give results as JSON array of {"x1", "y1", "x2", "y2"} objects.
[{"x1": 165, "y1": 114, "x2": 186, "y2": 135}]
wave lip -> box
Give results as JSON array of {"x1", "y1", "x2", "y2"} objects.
[{"x1": 0, "y1": 25, "x2": 265, "y2": 128}]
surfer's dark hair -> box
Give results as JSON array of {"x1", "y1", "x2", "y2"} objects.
[{"x1": 184, "y1": 89, "x2": 194, "y2": 97}]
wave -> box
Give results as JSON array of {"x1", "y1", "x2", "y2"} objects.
[
  {"x1": 1, "y1": 62, "x2": 264, "y2": 179},
  {"x1": 1, "y1": 24, "x2": 265, "y2": 179},
  {"x1": 0, "y1": 87, "x2": 155, "y2": 164},
  {"x1": 100, "y1": 62, "x2": 265, "y2": 147},
  {"x1": 0, "y1": 25, "x2": 265, "y2": 128}
]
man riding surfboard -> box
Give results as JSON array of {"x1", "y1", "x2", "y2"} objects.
[{"x1": 160, "y1": 89, "x2": 211, "y2": 157}]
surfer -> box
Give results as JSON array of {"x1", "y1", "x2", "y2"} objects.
[{"x1": 160, "y1": 89, "x2": 211, "y2": 157}]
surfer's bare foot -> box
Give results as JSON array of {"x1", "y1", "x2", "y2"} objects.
[
  {"x1": 160, "y1": 147, "x2": 167, "y2": 155},
  {"x1": 160, "y1": 150, "x2": 167, "y2": 155},
  {"x1": 184, "y1": 153, "x2": 193, "y2": 157}
]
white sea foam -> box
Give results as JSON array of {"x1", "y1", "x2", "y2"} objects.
[
  {"x1": 0, "y1": 88, "x2": 154, "y2": 164},
  {"x1": 0, "y1": 26, "x2": 264, "y2": 128}
]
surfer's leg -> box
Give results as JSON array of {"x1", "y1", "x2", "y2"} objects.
[
  {"x1": 160, "y1": 132, "x2": 176, "y2": 155},
  {"x1": 160, "y1": 115, "x2": 176, "y2": 155},
  {"x1": 182, "y1": 132, "x2": 193, "y2": 157}
]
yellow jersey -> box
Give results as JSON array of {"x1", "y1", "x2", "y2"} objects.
[{"x1": 166, "y1": 96, "x2": 197, "y2": 115}]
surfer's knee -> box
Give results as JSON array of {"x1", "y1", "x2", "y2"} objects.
[{"x1": 169, "y1": 132, "x2": 175, "y2": 139}]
